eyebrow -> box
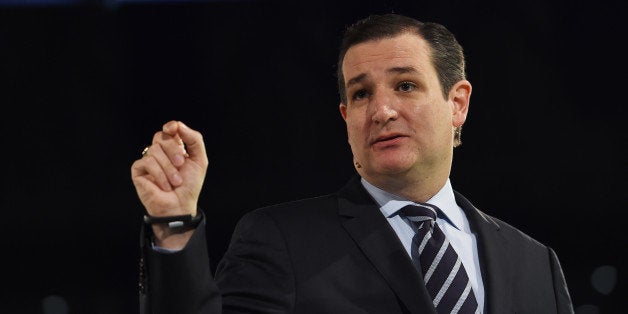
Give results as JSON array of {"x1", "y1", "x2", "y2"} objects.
[
  {"x1": 387, "y1": 66, "x2": 418, "y2": 75},
  {"x1": 346, "y1": 73, "x2": 367, "y2": 88},
  {"x1": 346, "y1": 66, "x2": 420, "y2": 88}
]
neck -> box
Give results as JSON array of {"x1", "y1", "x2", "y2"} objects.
[{"x1": 361, "y1": 166, "x2": 450, "y2": 203}]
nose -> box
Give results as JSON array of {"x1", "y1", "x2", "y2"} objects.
[{"x1": 370, "y1": 89, "x2": 398, "y2": 124}]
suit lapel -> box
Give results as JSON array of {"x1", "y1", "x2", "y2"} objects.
[
  {"x1": 455, "y1": 191, "x2": 514, "y2": 313},
  {"x1": 337, "y1": 176, "x2": 435, "y2": 314},
  {"x1": 335, "y1": 178, "x2": 518, "y2": 313}
]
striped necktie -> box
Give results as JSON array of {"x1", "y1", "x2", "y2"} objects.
[{"x1": 400, "y1": 204, "x2": 479, "y2": 314}]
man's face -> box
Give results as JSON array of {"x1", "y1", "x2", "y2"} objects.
[{"x1": 339, "y1": 32, "x2": 470, "y2": 185}]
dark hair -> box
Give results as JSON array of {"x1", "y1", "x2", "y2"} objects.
[{"x1": 336, "y1": 13, "x2": 467, "y2": 145}]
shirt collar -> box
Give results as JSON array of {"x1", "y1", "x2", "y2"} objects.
[{"x1": 360, "y1": 177, "x2": 466, "y2": 231}]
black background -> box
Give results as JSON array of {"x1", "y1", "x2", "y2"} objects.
[{"x1": 1, "y1": 0, "x2": 625, "y2": 313}]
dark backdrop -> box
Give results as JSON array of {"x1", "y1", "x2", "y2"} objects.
[{"x1": 1, "y1": 0, "x2": 625, "y2": 313}]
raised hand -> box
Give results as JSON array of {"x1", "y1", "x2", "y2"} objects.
[{"x1": 131, "y1": 120, "x2": 208, "y2": 248}]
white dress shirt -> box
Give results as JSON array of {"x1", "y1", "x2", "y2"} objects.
[{"x1": 361, "y1": 178, "x2": 485, "y2": 313}]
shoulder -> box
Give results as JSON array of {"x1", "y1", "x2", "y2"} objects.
[
  {"x1": 228, "y1": 193, "x2": 351, "y2": 250},
  {"x1": 247, "y1": 193, "x2": 339, "y2": 217},
  {"x1": 236, "y1": 193, "x2": 341, "y2": 229},
  {"x1": 232, "y1": 176, "x2": 366, "y2": 237},
  {"x1": 259, "y1": 194, "x2": 339, "y2": 213},
  {"x1": 455, "y1": 190, "x2": 547, "y2": 249},
  {"x1": 483, "y1": 213, "x2": 546, "y2": 248}
]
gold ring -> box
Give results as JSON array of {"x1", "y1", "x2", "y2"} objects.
[{"x1": 141, "y1": 146, "x2": 150, "y2": 157}]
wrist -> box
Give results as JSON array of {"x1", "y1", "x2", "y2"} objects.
[
  {"x1": 144, "y1": 211, "x2": 204, "y2": 250},
  {"x1": 143, "y1": 213, "x2": 202, "y2": 229}
]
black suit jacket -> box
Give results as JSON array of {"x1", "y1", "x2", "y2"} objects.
[{"x1": 142, "y1": 176, "x2": 574, "y2": 313}]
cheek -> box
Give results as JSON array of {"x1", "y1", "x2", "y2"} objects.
[
  {"x1": 346, "y1": 124, "x2": 360, "y2": 146},
  {"x1": 346, "y1": 125, "x2": 367, "y2": 155},
  {"x1": 344, "y1": 108, "x2": 369, "y2": 146},
  {"x1": 345, "y1": 116, "x2": 361, "y2": 137},
  {"x1": 413, "y1": 101, "x2": 450, "y2": 129}
]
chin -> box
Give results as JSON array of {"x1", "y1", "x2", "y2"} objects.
[{"x1": 369, "y1": 160, "x2": 414, "y2": 176}]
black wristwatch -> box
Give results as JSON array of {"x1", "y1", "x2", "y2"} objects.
[{"x1": 143, "y1": 212, "x2": 202, "y2": 229}]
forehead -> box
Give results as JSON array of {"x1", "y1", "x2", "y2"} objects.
[{"x1": 342, "y1": 32, "x2": 433, "y2": 80}]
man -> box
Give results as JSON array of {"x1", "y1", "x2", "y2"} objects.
[{"x1": 131, "y1": 13, "x2": 574, "y2": 313}]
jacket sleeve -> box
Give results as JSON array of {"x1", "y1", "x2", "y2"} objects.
[
  {"x1": 140, "y1": 209, "x2": 296, "y2": 314},
  {"x1": 549, "y1": 247, "x2": 575, "y2": 314},
  {"x1": 141, "y1": 211, "x2": 222, "y2": 314},
  {"x1": 214, "y1": 209, "x2": 296, "y2": 313}
]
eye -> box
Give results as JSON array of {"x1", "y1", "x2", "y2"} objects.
[
  {"x1": 352, "y1": 89, "x2": 369, "y2": 101},
  {"x1": 397, "y1": 81, "x2": 416, "y2": 92}
]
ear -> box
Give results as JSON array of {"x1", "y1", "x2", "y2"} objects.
[
  {"x1": 339, "y1": 103, "x2": 348, "y2": 121},
  {"x1": 339, "y1": 103, "x2": 352, "y2": 142},
  {"x1": 449, "y1": 80, "x2": 472, "y2": 127}
]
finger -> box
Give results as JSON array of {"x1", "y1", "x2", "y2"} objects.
[
  {"x1": 131, "y1": 154, "x2": 172, "y2": 192},
  {"x1": 176, "y1": 121, "x2": 208, "y2": 166},
  {"x1": 158, "y1": 133, "x2": 188, "y2": 168},
  {"x1": 150, "y1": 134, "x2": 184, "y2": 187},
  {"x1": 161, "y1": 121, "x2": 191, "y2": 166},
  {"x1": 162, "y1": 120, "x2": 179, "y2": 136}
]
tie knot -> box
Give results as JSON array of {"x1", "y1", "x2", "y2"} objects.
[{"x1": 399, "y1": 204, "x2": 438, "y2": 222}]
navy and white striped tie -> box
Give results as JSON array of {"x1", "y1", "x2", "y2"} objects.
[{"x1": 400, "y1": 204, "x2": 479, "y2": 314}]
